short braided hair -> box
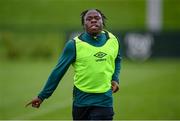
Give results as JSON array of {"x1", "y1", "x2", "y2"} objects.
[{"x1": 80, "y1": 9, "x2": 107, "y2": 26}]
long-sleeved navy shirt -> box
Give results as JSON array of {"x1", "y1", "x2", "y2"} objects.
[{"x1": 38, "y1": 31, "x2": 122, "y2": 107}]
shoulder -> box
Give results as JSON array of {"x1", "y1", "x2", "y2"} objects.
[
  {"x1": 64, "y1": 39, "x2": 75, "y2": 52},
  {"x1": 103, "y1": 30, "x2": 119, "y2": 40},
  {"x1": 104, "y1": 30, "x2": 121, "y2": 49},
  {"x1": 66, "y1": 39, "x2": 75, "y2": 46}
]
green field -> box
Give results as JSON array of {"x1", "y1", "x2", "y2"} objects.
[
  {"x1": 0, "y1": 0, "x2": 180, "y2": 30},
  {"x1": 0, "y1": 59, "x2": 180, "y2": 120}
]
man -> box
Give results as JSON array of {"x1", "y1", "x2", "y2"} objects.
[{"x1": 26, "y1": 9, "x2": 122, "y2": 120}]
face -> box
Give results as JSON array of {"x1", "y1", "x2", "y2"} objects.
[{"x1": 84, "y1": 10, "x2": 103, "y2": 35}]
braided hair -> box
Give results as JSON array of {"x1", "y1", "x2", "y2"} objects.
[{"x1": 80, "y1": 9, "x2": 107, "y2": 27}]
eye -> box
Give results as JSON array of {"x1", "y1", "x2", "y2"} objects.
[
  {"x1": 95, "y1": 16, "x2": 101, "y2": 20},
  {"x1": 86, "y1": 17, "x2": 92, "y2": 21}
]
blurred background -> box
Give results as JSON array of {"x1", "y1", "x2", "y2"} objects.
[{"x1": 0, "y1": 0, "x2": 180, "y2": 120}]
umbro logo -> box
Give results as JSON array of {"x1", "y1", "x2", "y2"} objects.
[{"x1": 94, "y1": 52, "x2": 107, "y2": 58}]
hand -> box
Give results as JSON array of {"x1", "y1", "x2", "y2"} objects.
[
  {"x1": 26, "y1": 97, "x2": 43, "y2": 108},
  {"x1": 111, "y1": 81, "x2": 119, "y2": 93}
]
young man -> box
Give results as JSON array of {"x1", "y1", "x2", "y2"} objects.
[{"x1": 26, "y1": 9, "x2": 122, "y2": 120}]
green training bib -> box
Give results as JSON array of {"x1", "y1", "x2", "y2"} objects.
[{"x1": 72, "y1": 31, "x2": 119, "y2": 93}]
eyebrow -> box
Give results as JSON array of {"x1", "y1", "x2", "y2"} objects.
[{"x1": 86, "y1": 14, "x2": 101, "y2": 18}]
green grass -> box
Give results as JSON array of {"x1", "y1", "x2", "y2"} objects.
[
  {"x1": 164, "y1": 0, "x2": 180, "y2": 30},
  {"x1": 0, "y1": 0, "x2": 180, "y2": 30},
  {"x1": 0, "y1": 58, "x2": 180, "y2": 120},
  {"x1": 0, "y1": 0, "x2": 146, "y2": 30},
  {"x1": 116, "y1": 59, "x2": 180, "y2": 119}
]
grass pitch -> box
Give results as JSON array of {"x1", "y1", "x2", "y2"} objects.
[{"x1": 0, "y1": 58, "x2": 180, "y2": 120}]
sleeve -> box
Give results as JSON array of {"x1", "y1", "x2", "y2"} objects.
[
  {"x1": 38, "y1": 40, "x2": 75, "y2": 100},
  {"x1": 112, "y1": 37, "x2": 122, "y2": 84}
]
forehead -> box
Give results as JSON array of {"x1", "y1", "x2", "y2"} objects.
[{"x1": 85, "y1": 10, "x2": 102, "y2": 18}]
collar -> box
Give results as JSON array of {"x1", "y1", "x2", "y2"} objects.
[{"x1": 84, "y1": 31, "x2": 104, "y2": 41}]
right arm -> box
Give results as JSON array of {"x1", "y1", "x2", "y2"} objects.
[{"x1": 26, "y1": 40, "x2": 75, "y2": 108}]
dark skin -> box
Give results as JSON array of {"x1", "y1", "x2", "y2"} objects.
[
  {"x1": 26, "y1": 9, "x2": 119, "y2": 108},
  {"x1": 83, "y1": 10, "x2": 103, "y2": 36}
]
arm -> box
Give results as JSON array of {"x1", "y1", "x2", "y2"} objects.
[
  {"x1": 111, "y1": 38, "x2": 122, "y2": 93},
  {"x1": 38, "y1": 40, "x2": 75, "y2": 100},
  {"x1": 26, "y1": 40, "x2": 75, "y2": 108}
]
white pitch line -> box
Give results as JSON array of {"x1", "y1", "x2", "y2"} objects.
[{"x1": 12, "y1": 99, "x2": 71, "y2": 120}]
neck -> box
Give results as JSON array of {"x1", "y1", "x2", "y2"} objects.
[
  {"x1": 90, "y1": 33, "x2": 98, "y2": 37},
  {"x1": 87, "y1": 31, "x2": 101, "y2": 37}
]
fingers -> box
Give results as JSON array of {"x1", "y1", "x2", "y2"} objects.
[
  {"x1": 111, "y1": 85, "x2": 116, "y2": 93},
  {"x1": 26, "y1": 101, "x2": 40, "y2": 108},
  {"x1": 25, "y1": 98, "x2": 42, "y2": 108},
  {"x1": 111, "y1": 81, "x2": 119, "y2": 93},
  {"x1": 25, "y1": 102, "x2": 32, "y2": 107},
  {"x1": 32, "y1": 101, "x2": 40, "y2": 108},
  {"x1": 112, "y1": 85, "x2": 119, "y2": 93}
]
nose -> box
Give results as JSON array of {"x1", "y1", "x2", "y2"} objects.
[{"x1": 91, "y1": 18, "x2": 97, "y2": 23}]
